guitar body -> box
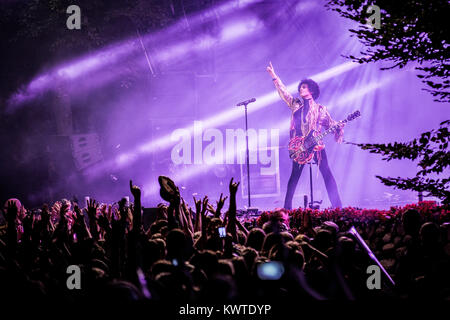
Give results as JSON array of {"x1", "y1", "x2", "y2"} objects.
[
  {"x1": 288, "y1": 131, "x2": 324, "y2": 165},
  {"x1": 288, "y1": 110, "x2": 361, "y2": 165}
]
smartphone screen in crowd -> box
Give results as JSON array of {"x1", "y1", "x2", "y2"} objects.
[
  {"x1": 257, "y1": 261, "x2": 285, "y2": 281},
  {"x1": 218, "y1": 227, "x2": 226, "y2": 238}
]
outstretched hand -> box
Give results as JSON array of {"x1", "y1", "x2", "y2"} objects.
[
  {"x1": 59, "y1": 202, "x2": 69, "y2": 222},
  {"x1": 229, "y1": 178, "x2": 240, "y2": 196},
  {"x1": 206, "y1": 204, "x2": 216, "y2": 215},
  {"x1": 201, "y1": 196, "x2": 209, "y2": 234},
  {"x1": 216, "y1": 193, "x2": 228, "y2": 212},
  {"x1": 129, "y1": 180, "x2": 141, "y2": 199},
  {"x1": 41, "y1": 204, "x2": 51, "y2": 226},
  {"x1": 73, "y1": 205, "x2": 84, "y2": 221},
  {"x1": 6, "y1": 200, "x2": 18, "y2": 222},
  {"x1": 74, "y1": 205, "x2": 88, "y2": 230},
  {"x1": 86, "y1": 198, "x2": 99, "y2": 220},
  {"x1": 210, "y1": 193, "x2": 228, "y2": 218},
  {"x1": 201, "y1": 196, "x2": 209, "y2": 216},
  {"x1": 193, "y1": 196, "x2": 202, "y2": 214},
  {"x1": 266, "y1": 61, "x2": 276, "y2": 78}
]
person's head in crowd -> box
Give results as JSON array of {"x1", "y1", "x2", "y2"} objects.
[
  {"x1": 321, "y1": 221, "x2": 339, "y2": 238},
  {"x1": 262, "y1": 232, "x2": 284, "y2": 256},
  {"x1": 246, "y1": 228, "x2": 266, "y2": 252},
  {"x1": 166, "y1": 228, "x2": 192, "y2": 262},
  {"x1": 313, "y1": 228, "x2": 334, "y2": 253},
  {"x1": 262, "y1": 209, "x2": 290, "y2": 234},
  {"x1": 155, "y1": 271, "x2": 192, "y2": 301},
  {"x1": 190, "y1": 250, "x2": 219, "y2": 279},
  {"x1": 402, "y1": 209, "x2": 422, "y2": 237},
  {"x1": 91, "y1": 258, "x2": 110, "y2": 276},
  {"x1": 148, "y1": 219, "x2": 168, "y2": 236},
  {"x1": 285, "y1": 241, "x2": 305, "y2": 270},
  {"x1": 150, "y1": 259, "x2": 175, "y2": 279},
  {"x1": 242, "y1": 247, "x2": 258, "y2": 272},
  {"x1": 440, "y1": 222, "x2": 450, "y2": 244},
  {"x1": 144, "y1": 238, "x2": 166, "y2": 269},
  {"x1": 207, "y1": 217, "x2": 223, "y2": 236},
  {"x1": 419, "y1": 222, "x2": 440, "y2": 250},
  {"x1": 280, "y1": 231, "x2": 294, "y2": 243},
  {"x1": 205, "y1": 233, "x2": 223, "y2": 252},
  {"x1": 218, "y1": 259, "x2": 234, "y2": 277},
  {"x1": 336, "y1": 236, "x2": 355, "y2": 262},
  {"x1": 231, "y1": 256, "x2": 249, "y2": 281}
]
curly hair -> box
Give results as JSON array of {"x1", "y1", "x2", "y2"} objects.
[{"x1": 298, "y1": 79, "x2": 320, "y2": 100}]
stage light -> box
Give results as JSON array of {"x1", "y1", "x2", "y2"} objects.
[{"x1": 7, "y1": 0, "x2": 260, "y2": 110}]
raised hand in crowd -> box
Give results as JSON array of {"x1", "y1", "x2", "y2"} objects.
[
  {"x1": 97, "y1": 206, "x2": 111, "y2": 237},
  {"x1": 214, "y1": 193, "x2": 228, "y2": 218},
  {"x1": 5, "y1": 200, "x2": 19, "y2": 256},
  {"x1": 201, "y1": 196, "x2": 209, "y2": 232},
  {"x1": 5, "y1": 200, "x2": 18, "y2": 223},
  {"x1": 39, "y1": 204, "x2": 54, "y2": 244},
  {"x1": 53, "y1": 201, "x2": 71, "y2": 244},
  {"x1": 193, "y1": 196, "x2": 202, "y2": 232},
  {"x1": 226, "y1": 178, "x2": 240, "y2": 242},
  {"x1": 21, "y1": 210, "x2": 34, "y2": 242},
  {"x1": 130, "y1": 180, "x2": 142, "y2": 233},
  {"x1": 193, "y1": 195, "x2": 209, "y2": 249},
  {"x1": 72, "y1": 204, "x2": 91, "y2": 241},
  {"x1": 181, "y1": 198, "x2": 194, "y2": 236},
  {"x1": 86, "y1": 198, "x2": 100, "y2": 240}
]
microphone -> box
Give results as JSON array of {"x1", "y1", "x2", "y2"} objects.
[{"x1": 236, "y1": 98, "x2": 256, "y2": 106}]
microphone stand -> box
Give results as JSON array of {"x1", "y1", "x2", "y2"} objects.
[
  {"x1": 308, "y1": 160, "x2": 323, "y2": 209},
  {"x1": 244, "y1": 102, "x2": 251, "y2": 208},
  {"x1": 237, "y1": 98, "x2": 256, "y2": 212}
]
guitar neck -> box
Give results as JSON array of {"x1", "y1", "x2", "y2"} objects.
[{"x1": 315, "y1": 119, "x2": 348, "y2": 141}]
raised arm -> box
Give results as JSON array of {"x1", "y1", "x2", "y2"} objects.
[
  {"x1": 266, "y1": 62, "x2": 295, "y2": 110},
  {"x1": 226, "y1": 178, "x2": 240, "y2": 243},
  {"x1": 130, "y1": 180, "x2": 142, "y2": 233}
]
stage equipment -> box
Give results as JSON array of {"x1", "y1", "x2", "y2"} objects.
[{"x1": 236, "y1": 97, "x2": 256, "y2": 208}]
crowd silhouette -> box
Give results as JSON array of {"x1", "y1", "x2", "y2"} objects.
[{"x1": 1, "y1": 177, "x2": 449, "y2": 305}]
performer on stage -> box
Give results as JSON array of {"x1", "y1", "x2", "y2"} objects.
[{"x1": 266, "y1": 62, "x2": 344, "y2": 209}]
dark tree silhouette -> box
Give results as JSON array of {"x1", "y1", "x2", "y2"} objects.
[
  {"x1": 349, "y1": 120, "x2": 449, "y2": 204},
  {"x1": 326, "y1": 0, "x2": 449, "y2": 204},
  {"x1": 326, "y1": 0, "x2": 449, "y2": 102}
]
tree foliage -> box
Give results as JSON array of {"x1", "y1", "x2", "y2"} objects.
[
  {"x1": 326, "y1": 0, "x2": 450, "y2": 102},
  {"x1": 355, "y1": 120, "x2": 450, "y2": 204},
  {"x1": 326, "y1": 0, "x2": 449, "y2": 204}
]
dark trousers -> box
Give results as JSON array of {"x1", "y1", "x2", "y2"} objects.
[{"x1": 284, "y1": 149, "x2": 342, "y2": 209}]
